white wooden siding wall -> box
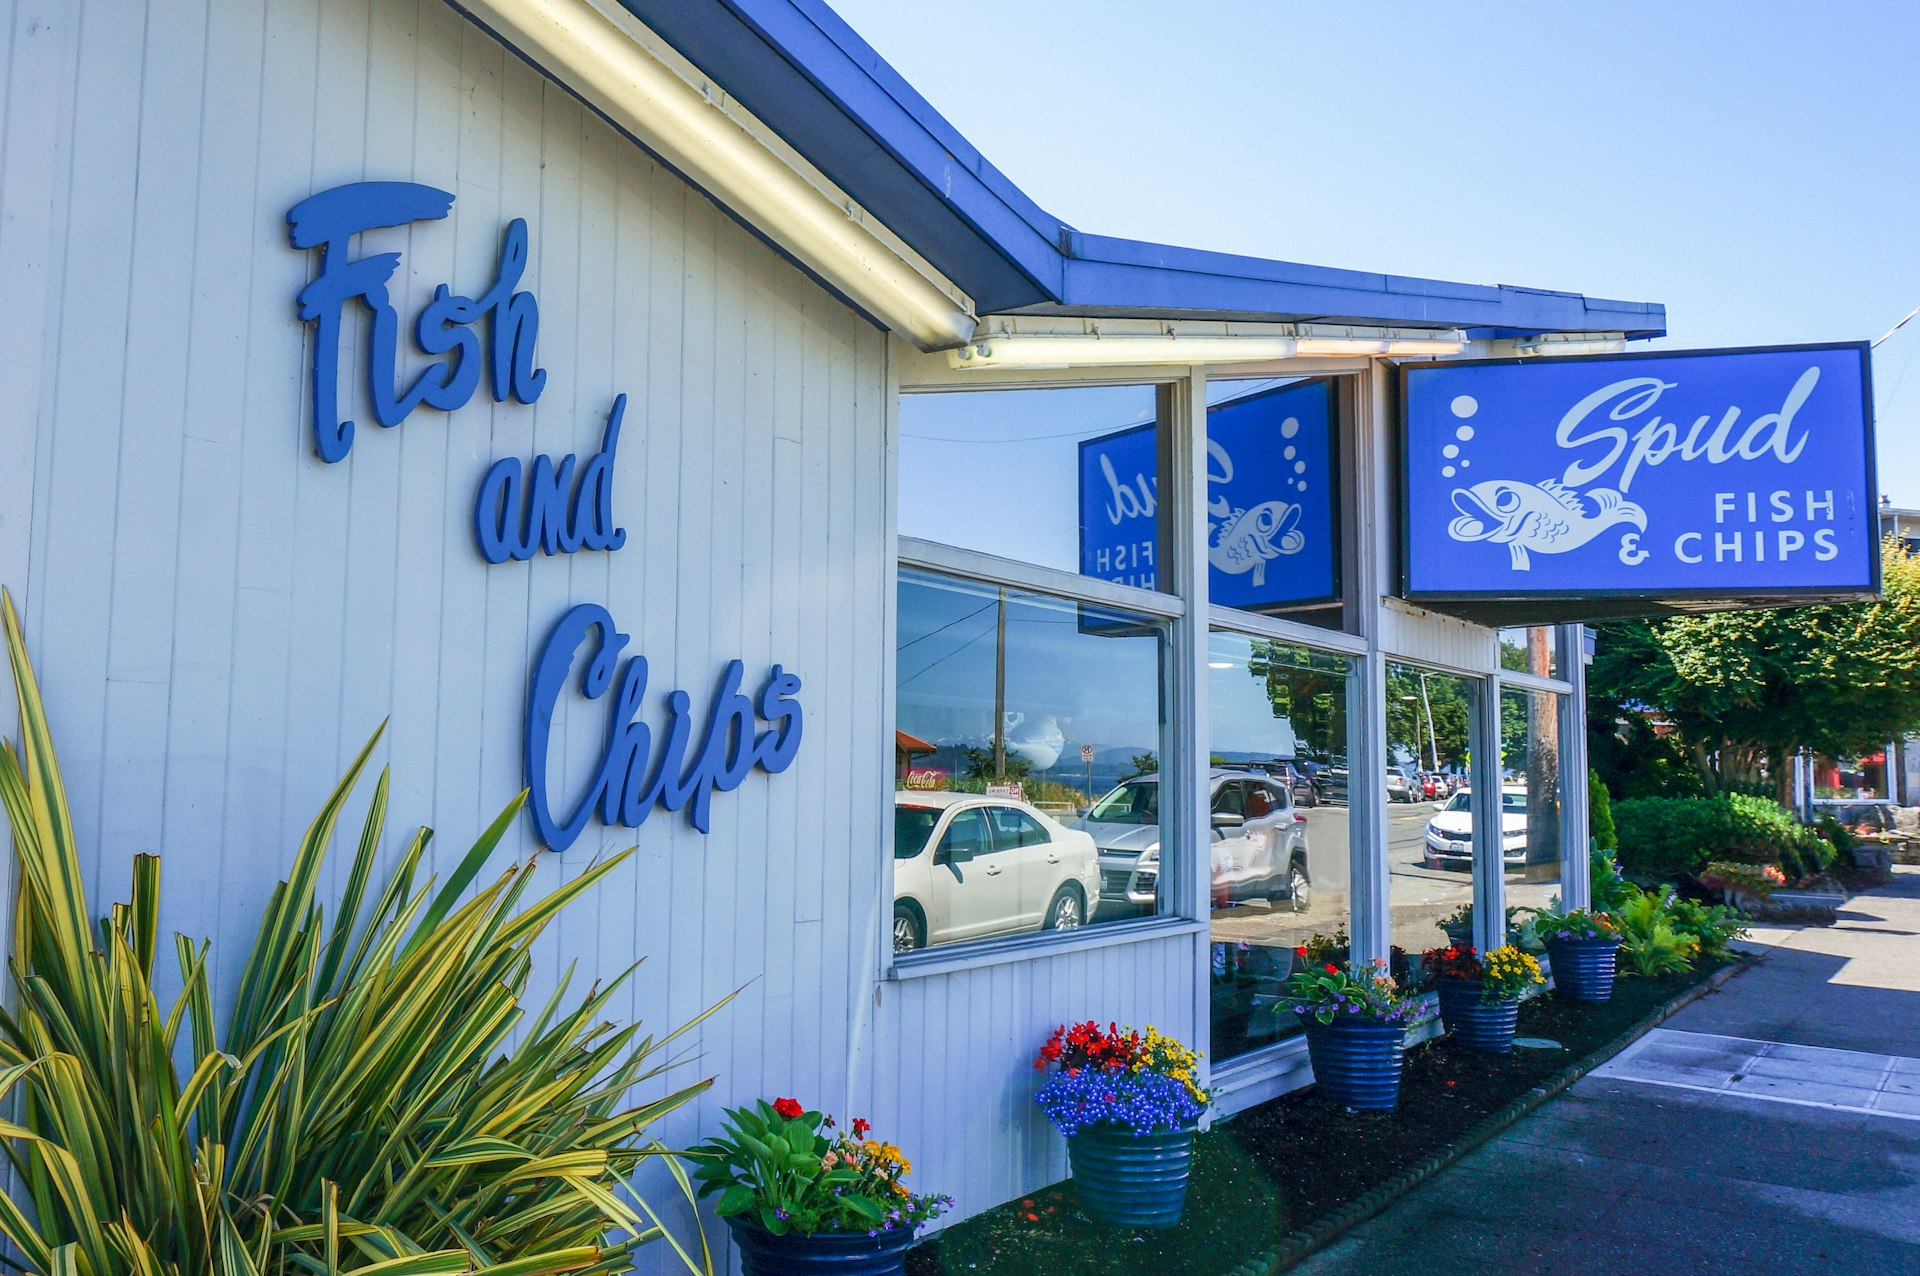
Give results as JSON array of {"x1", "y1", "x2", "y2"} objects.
[{"x1": 2, "y1": 0, "x2": 913, "y2": 1268}]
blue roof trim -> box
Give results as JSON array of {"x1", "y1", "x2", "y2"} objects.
[{"x1": 616, "y1": 0, "x2": 1666, "y2": 339}]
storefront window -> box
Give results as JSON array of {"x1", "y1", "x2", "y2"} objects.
[
  {"x1": 1202, "y1": 379, "x2": 1345, "y2": 629},
  {"x1": 893, "y1": 568, "x2": 1168, "y2": 955},
  {"x1": 1386, "y1": 664, "x2": 1478, "y2": 959},
  {"x1": 1812, "y1": 748, "x2": 1891, "y2": 801},
  {"x1": 1205, "y1": 633, "x2": 1353, "y2": 1061},
  {"x1": 899, "y1": 385, "x2": 1168, "y2": 591},
  {"x1": 1501, "y1": 686, "x2": 1565, "y2": 919},
  {"x1": 1498, "y1": 627, "x2": 1560, "y2": 679}
]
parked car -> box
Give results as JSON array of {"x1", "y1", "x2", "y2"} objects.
[
  {"x1": 1422, "y1": 785, "x2": 1530, "y2": 869},
  {"x1": 1419, "y1": 772, "x2": 1444, "y2": 800},
  {"x1": 1079, "y1": 769, "x2": 1311, "y2": 917},
  {"x1": 1385, "y1": 766, "x2": 1417, "y2": 803},
  {"x1": 1310, "y1": 761, "x2": 1349, "y2": 804},
  {"x1": 893, "y1": 793, "x2": 1100, "y2": 953},
  {"x1": 1245, "y1": 759, "x2": 1319, "y2": 808}
]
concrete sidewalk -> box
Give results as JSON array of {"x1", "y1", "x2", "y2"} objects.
[{"x1": 1289, "y1": 868, "x2": 1920, "y2": 1276}]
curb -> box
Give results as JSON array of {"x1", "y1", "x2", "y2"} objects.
[{"x1": 1221, "y1": 957, "x2": 1754, "y2": 1276}]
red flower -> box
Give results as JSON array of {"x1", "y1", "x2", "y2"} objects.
[
  {"x1": 852, "y1": 1118, "x2": 872, "y2": 1139},
  {"x1": 772, "y1": 1097, "x2": 804, "y2": 1119},
  {"x1": 1295, "y1": 946, "x2": 1308, "y2": 958},
  {"x1": 1324, "y1": 963, "x2": 1338, "y2": 974}
]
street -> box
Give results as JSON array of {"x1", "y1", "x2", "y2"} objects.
[
  {"x1": 1208, "y1": 800, "x2": 1562, "y2": 958},
  {"x1": 1290, "y1": 869, "x2": 1920, "y2": 1276}
]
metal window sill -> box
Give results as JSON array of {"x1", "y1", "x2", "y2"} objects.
[{"x1": 884, "y1": 917, "x2": 1206, "y2": 981}]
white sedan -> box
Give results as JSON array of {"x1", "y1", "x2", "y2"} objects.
[
  {"x1": 892, "y1": 793, "x2": 1101, "y2": 953},
  {"x1": 1423, "y1": 786, "x2": 1529, "y2": 869}
]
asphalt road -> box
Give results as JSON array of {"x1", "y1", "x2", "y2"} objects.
[{"x1": 1207, "y1": 800, "x2": 1560, "y2": 956}]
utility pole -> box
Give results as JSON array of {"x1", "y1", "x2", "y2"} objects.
[{"x1": 993, "y1": 586, "x2": 1007, "y2": 779}]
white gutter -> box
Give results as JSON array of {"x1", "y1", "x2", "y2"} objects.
[{"x1": 449, "y1": 0, "x2": 978, "y2": 350}]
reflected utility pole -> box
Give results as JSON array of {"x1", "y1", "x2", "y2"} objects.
[
  {"x1": 1419, "y1": 671, "x2": 1439, "y2": 770},
  {"x1": 993, "y1": 586, "x2": 1007, "y2": 779}
]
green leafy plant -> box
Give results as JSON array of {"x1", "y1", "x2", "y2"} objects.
[
  {"x1": 690, "y1": 1101, "x2": 949, "y2": 1239},
  {"x1": 1286, "y1": 957, "x2": 1415, "y2": 1026},
  {"x1": 0, "y1": 590, "x2": 714, "y2": 1275},
  {"x1": 1666, "y1": 895, "x2": 1748, "y2": 961},
  {"x1": 1532, "y1": 907, "x2": 1622, "y2": 943},
  {"x1": 1590, "y1": 845, "x2": 1631, "y2": 913},
  {"x1": 1615, "y1": 888, "x2": 1697, "y2": 978}
]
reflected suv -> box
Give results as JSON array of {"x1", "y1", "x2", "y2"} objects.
[
  {"x1": 893, "y1": 793, "x2": 1100, "y2": 953},
  {"x1": 1080, "y1": 769, "x2": 1310, "y2": 917}
]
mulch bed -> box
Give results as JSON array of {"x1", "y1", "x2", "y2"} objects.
[{"x1": 905, "y1": 961, "x2": 1733, "y2": 1276}]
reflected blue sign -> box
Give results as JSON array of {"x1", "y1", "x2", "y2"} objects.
[
  {"x1": 1401, "y1": 344, "x2": 1878, "y2": 604},
  {"x1": 1078, "y1": 381, "x2": 1337, "y2": 607}
]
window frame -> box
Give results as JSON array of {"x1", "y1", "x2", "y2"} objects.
[
  {"x1": 1201, "y1": 620, "x2": 1363, "y2": 1071},
  {"x1": 887, "y1": 378, "x2": 1208, "y2": 978}
]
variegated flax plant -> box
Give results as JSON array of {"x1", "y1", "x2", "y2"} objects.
[{"x1": 0, "y1": 589, "x2": 717, "y2": 1276}]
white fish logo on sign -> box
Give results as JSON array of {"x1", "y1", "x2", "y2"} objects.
[
  {"x1": 1210, "y1": 500, "x2": 1304, "y2": 587},
  {"x1": 1447, "y1": 479, "x2": 1647, "y2": 571}
]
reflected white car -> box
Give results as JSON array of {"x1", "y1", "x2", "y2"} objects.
[
  {"x1": 892, "y1": 793, "x2": 1100, "y2": 953},
  {"x1": 1423, "y1": 785, "x2": 1528, "y2": 868},
  {"x1": 1080, "y1": 770, "x2": 1310, "y2": 916}
]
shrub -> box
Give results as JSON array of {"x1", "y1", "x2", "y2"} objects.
[
  {"x1": 1588, "y1": 769, "x2": 1618, "y2": 851},
  {"x1": 1700, "y1": 861, "x2": 1787, "y2": 897},
  {"x1": 1615, "y1": 792, "x2": 1830, "y2": 884},
  {"x1": 0, "y1": 592, "x2": 712, "y2": 1275}
]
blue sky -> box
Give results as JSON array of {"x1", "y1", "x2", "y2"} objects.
[{"x1": 828, "y1": 0, "x2": 1920, "y2": 500}]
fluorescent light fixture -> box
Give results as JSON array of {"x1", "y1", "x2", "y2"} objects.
[
  {"x1": 1295, "y1": 337, "x2": 1467, "y2": 358},
  {"x1": 1513, "y1": 332, "x2": 1629, "y2": 357},
  {"x1": 449, "y1": 0, "x2": 977, "y2": 350},
  {"x1": 946, "y1": 330, "x2": 1467, "y2": 370}
]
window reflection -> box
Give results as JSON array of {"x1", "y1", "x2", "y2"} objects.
[
  {"x1": 892, "y1": 569, "x2": 1168, "y2": 955},
  {"x1": 1498, "y1": 627, "x2": 1560, "y2": 678},
  {"x1": 899, "y1": 385, "x2": 1166, "y2": 590},
  {"x1": 1811, "y1": 748, "x2": 1890, "y2": 800},
  {"x1": 1389, "y1": 665, "x2": 1478, "y2": 958},
  {"x1": 1206, "y1": 634, "x2": 1353, "y2": 1061},
  {"x1": 1501, "y1": 686, "x2": 1565, "y2": 919}
]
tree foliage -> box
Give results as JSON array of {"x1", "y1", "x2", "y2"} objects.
[{"x1": 1589, "y1": 537, "x2": 1920, "y2": 799}]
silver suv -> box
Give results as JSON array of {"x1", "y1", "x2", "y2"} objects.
[{"x1": 1080, "y1": 769, "x2": 1311, "y2": 917}]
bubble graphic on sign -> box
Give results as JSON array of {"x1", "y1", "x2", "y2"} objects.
[
  {"x1": 1456, "y1": 425, "x2": 1475, "y2": 442},
  {"x1": 1451, "y1": 395, "x2": 1477, "y2": 419},
  {"x1": 1281, "y1": 417, "x2": 1300, "y2": 439},
  {"x1": 1442, "y1": 466, "x2": 1456, "y2": 478},
  {"x1": 1443, "y1": 444, "x2": 1459, "y2": 459},
  {"x1": 1284, "y1": 445, "x2": 1297, "y2": 460}
]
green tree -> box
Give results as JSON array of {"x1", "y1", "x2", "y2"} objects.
[{"x1": 1588, "y1": 537, "x2": 1920, "y2": 802}]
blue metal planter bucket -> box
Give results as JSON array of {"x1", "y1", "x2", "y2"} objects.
[
  {"x1": 1067, "y1": 1123, "x2": 1196, "y2": 1228},
  {"x1": 1437, "y1": 979, "x2": 1520, "y2": 1053},
  {"x1": 1303, "y1": 1018, "x2": 1406, "y2": 1111},
  {"x1": 1546, "y1": 938, "x2": 1620, "y2": 1003},
  {"x1": 728, "y1": 1217, "x2": 919, "y2": 1276}
]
